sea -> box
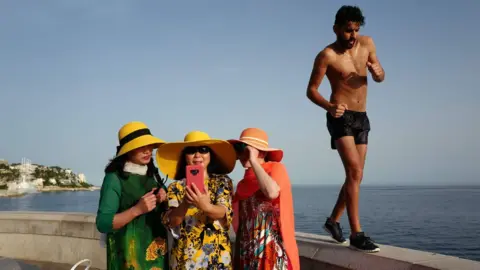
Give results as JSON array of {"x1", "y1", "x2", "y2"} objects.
[{"x1": 1, "y1": 185, "x2": 479, "y2": 262}]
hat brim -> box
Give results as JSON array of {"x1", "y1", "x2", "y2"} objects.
[
  {"x1": 228, "y1": 139, "x2": 283, "y2": 162},
  {"x1": 156, "y1": 139, "x2": 236, "y2": 179},
  {"x1": 116, "y1": 135, "x2": 165, "y2": 158}
]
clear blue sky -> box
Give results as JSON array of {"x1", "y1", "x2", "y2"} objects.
[{"x1": 1, "y1": 1, "x2": 479, "y2": 186}]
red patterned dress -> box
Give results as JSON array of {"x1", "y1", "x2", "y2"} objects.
[{"x1": 234, "y1": 190, "x2": 292, "y2": 270}]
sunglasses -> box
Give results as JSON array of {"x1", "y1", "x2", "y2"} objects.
[
  {"x1": 184, "y1": 146, "x2": 211, "y2": 155},
  {"x1": 233, "y1": 142, "x2": 247, "y2": 153}
]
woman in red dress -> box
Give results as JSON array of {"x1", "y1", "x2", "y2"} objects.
[{"x1": 229, "y1": 128, "x2": 300, "y2": 270}]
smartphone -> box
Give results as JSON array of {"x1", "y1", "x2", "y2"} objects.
[{"x1": 186, "y1": 165, "x2": 205, "y2": 194}]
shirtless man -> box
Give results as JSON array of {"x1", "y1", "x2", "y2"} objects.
[{"x1": 306, "y1": 5, "x2": 384, "y2": 252}]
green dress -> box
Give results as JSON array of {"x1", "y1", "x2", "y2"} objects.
[{"x1": 96, "y1": 171, "x2": 169, "y2": 270}]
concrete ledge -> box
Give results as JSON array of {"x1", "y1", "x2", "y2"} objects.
[
  {"x1": 296, "y1": 232, "x2": 480, "y2": 270},
  {"x1": 0, "y1": 211, "x2": 101, "y2": 239},
  {"x1": 0, "y1": 211, "x2": 104, "y2": 269},
  {"x1": 1, "y1": 212, "x2": 479, "y2": 270},
  {"x1": 0, "y1": 257, "x2": 102, "y2": 270}
]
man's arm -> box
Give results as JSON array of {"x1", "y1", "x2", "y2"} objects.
[
  {"x1": 306, "y1": 50, "x2": 333, "y2": 111},
  {"x1": 366, "y1": 36, "x2": 385, "y2": 82}
]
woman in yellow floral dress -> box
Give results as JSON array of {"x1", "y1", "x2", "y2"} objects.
[{"x1": 156, "y1": 131, "x2": 237, "y2": 270}]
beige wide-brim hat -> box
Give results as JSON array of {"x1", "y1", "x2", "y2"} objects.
[
  {"x1": 228, "y1": 127, "x2": 283, "y2": 162},
  {"x1": 115, "y1": 121, "x2": 165, "y2": 158},
  {"x1": 156, "y1": 131, "x2": 236, "y2": 180}
]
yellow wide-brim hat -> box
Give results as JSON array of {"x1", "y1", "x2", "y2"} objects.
[
  {"x1": 156, "y1": 131, "x2": 236, "y2": 180},
  {"x1": 115, "y1": 121, "x2": 165, "y2": 158}
]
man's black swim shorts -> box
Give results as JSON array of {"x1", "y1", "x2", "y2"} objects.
[{"x1": 326, "y1": 110, "x2": 371, "y2": 150}]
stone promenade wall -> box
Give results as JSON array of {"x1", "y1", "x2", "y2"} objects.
[{"x1": 0, "y1": 212, "x2": 478, "y2": 270}]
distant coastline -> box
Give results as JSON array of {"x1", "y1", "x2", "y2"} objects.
[
  {"x1": 39, "y1": 186, "x2": 100, "y2": 192},
  {"x1": 0, "y1": 158, "x2": 97, "y2": 198},
  {"x1": 0, "y1": 186, "x2": 100, "y2": 198}
]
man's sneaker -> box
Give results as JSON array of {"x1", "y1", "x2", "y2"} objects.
[
  {"x1": 323, "y1": 217, "x2": 347, "y2": 243},
  {"x1": 349, "y1": 232, "x2": 380, "y2": 253}
]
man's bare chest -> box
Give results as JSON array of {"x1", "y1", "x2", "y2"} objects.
[{"x1": 330, "y1": 47, "x2": 369, "y2": 76}]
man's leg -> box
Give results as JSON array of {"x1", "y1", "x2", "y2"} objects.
[
  {"x1": 329, "y1": 144, "x2": 367, "y2": 222},
  {"x1": 334, "y1": 136, "x2": 364, "y2": 234},
  {"x1": 333, "y1": 137, "x2": 378, "y2": 252},
  {"x1": 323, "y1": 136, "x2": 366, "y2": 243}
]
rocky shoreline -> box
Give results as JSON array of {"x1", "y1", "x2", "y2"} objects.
[{"x1": 0, "y1": 186, "x2": 100, "y2": 198}]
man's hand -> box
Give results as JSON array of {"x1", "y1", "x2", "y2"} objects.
[
  {"x1": 328, "y1": 103, "x2": 348, "y2": 118},
  {"x1": 367, "y1": 61, "x2": 383, "y2": 80}
]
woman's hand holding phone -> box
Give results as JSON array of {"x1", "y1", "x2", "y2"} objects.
[{"x1": 185, "y1": 183, "x2": 211, "y2": 212}]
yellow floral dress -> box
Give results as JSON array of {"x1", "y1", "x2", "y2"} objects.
[{"x1": 162, "y1": 174, "x2": 234, "y2": 270}]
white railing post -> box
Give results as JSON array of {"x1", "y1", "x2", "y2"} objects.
[{"x1": 70, "y1": 259, "x2": 91, "y2": 270}]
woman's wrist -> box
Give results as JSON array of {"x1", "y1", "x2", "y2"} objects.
[
  {"x1": 202, "y1": 202, "x2": 214, "y2": 214},
  {"x1": 130, "y1": 205, "x2": 142, "y2": 217},
  {"x1": 249, "y1": 156, "x2": 259, "y2": 164}
]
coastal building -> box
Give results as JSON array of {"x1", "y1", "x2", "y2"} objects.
[
  {"x1": 78, "y1": 173, "x2": 87, "y2": 183},
  {"x1": 32, "y1": 178, "x2": 43, "y2": 188}
]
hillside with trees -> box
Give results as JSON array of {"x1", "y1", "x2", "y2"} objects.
[{"x1": 0, "y1": 161, "x2": 91, "y2": 190}]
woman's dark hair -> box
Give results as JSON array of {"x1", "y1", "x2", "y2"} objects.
[
  {"x1": 104, "y1": 155, "x2": 128, "y2": 178},
  {"x1": 174, "y1": 147, "x2": 220, "y2": 180},
  {"x1": 104, "y1": 153, "x2": 167, "y2": 187}
]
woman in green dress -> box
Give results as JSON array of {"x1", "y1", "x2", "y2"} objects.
[{"x1": 96, "y1": 121, "x2": 169, "y2": 270}]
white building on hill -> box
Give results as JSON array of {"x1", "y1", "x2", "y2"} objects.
[{"x1": 78, "y1": 173, "x2": 87, "y2": 183}]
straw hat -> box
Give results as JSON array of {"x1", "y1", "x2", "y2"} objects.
[
  {"x1": 156, "y1": 131, "x2": 236, "y2": 179},
  {"x1": 228, "y1": 127, "x2": 283, "y2": 162},
  {"x1": 115, "y1": 121, "x2": 165, "y2": 158}
]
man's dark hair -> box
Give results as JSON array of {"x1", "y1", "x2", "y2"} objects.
[{"x1": 334, "y1": 5, "x2": 365, "y2": 27}]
